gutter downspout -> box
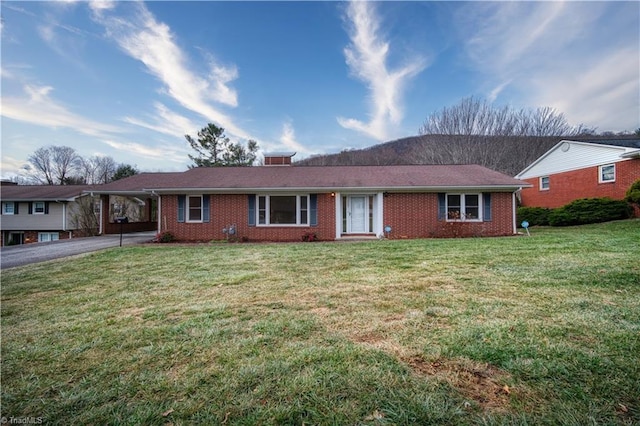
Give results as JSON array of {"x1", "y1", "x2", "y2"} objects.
[
  {"x1": 61, "y1": 201, "x2": 66, "y2": 231},
  {"x1": 512, "y1": 191, "x2": 518, "y2": 235}
]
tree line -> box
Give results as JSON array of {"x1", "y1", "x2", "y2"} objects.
[
  {"x1": 17, "y1": 122, "x2": 257, "y2": 186},
  {"x1": 298, "y1": 96, "x2": 638, "y2": 176},
  {"x1": 22, "y1": 145, "x2": 139, "y2": 185},
  {"x1": 16, "y1": 97, "x2": 637, "y2": 183}
]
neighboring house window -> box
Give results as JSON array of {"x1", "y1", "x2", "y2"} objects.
[
  {"x1": 112, "y1": 202, "x2": 124, "y2": 216},
  {"x1": 34, "y1": 202, "x2": 46, "y2": 214},
  {"x1": 540, "y1": 176, "x2": 550, "y2": 190},
  {"x1": 599, "y1": 164, "x2": 615, "y2": 183},
  {"x1": 256, "y1": 195, "x2": 310, "y2": 225},
  {"x1": 38, "y1": 232, "x2": 59, "y2": 243},
  {"x1": 2, "y1": 202, "x2": 15, "y2": 215},
  {"x1": 446, "y1": 193, "x2": 482, "y2": 221},
  {"x1": 187, "y1": 195, "x2": 203, "y2": 222}
]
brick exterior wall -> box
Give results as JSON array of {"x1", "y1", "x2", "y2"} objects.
[
  {"x1": 160, "y1": 192, "x2": 516, "y2": 242},
  {"x1": 383, "y1": 192, "x2": 515, "y2": 239},
  {"x1": 520, "y1": 159, "x2": 640, "y2": 209},
  {"x1": 161, "y1": 193, "x2": 337, "y2": 242}
]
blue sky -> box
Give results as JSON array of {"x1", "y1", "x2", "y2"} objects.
[{"x1": 2, "y1": 1, "x2": 639, "y2": 179}]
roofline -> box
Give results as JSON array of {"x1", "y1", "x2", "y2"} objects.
[
  {"x1": 515, "y1": 139, "x2": 634, "y2": 178},
  {"x1": 0, "y1": 196, "x2": 84, "y2": 202},
  {"x1": 84, "y1": 190, "x2": 156, "y2": 197},
  {"x1": 145, "y1": 184, "x2": 530, "y2": 194},
  {"x1": 621, "y1": 149, "x2": 640, "y2": 159}
]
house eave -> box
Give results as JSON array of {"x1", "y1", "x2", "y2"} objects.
[
  {"x1": 84, "y1": 190, "x2": 156, "y2": 197},
  {"x1": 0, "y1": 197, "x2": 78, "y2": 202},
  {"x1": 145, "y1": 184, "x2": 529, "y2": 194}
]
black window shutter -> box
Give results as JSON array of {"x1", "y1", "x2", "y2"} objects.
[
  {"x1": 248, "y1": 195, "x2": 256, "y2": 226},
  {"x1": 14, "y1": 202, "x2": 19, "y2": 215},
  {"x1": 310, "y1": 194, "x2": 318, "y2": 226},
  {"x1": 437, "y1": 193, "x2": 446, "y2": 221},
  {"x1": 483, "y1": 193, "x2": 492, "y2": 222},
  {"x1": 44, "y1": 202, "x2": 50, "y2": 215},
  {"x1": 177, "y1": 195, "x2": 185, "y2": 223},
  {"x1": 203, "y1": 195, "x2": 210, "y2": 223},
  {"x1": 28, "y1": 202, "x2": 33, "y2": 215}
]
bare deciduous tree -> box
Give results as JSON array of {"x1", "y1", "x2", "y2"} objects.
[
  {"x1": 24, "y1": 145, "x2": 81, "y2": 185},
  {"x1": 80, "y1": 156, "x2": 118, "y2": 184},
  {"x1": 69, "y1": 195, "x2": 100, "y2": 237},
  {"x1": 418, "y1": 96, "x2": 591, "y2": 137}
]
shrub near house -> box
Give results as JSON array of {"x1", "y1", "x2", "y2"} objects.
[{"x1": 517, "y1": 197, "x2": 633, "y2": 227}]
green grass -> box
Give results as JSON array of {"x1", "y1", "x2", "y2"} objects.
[{"x1": 2, "y1": 220, "x2": 639, "y2": 425}]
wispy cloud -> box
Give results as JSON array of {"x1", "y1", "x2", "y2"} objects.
[
  {"x1": 279, "y1": 121, "x2": 309, "y2": 154},
  {"x1": 459, "y1": 1, "x2": 639, "y2": 130},
  {"x1": 102, "y1": 139, "x2": 187, "y2": 163},
  {"x1": 337, "y1": 1, "x2": 427, "y2": 141},
  {"x1": 530, "y1": 47, "x2": 639, "y2": 131},
  {"x1": 123, "y1": 102, "x2": 200, "y2": 139},
  {"x1": 91, "y1": 2, "x2": 251, "y2": 139},
  {"x1": 2, "y1": 83, "x2": 122, "y2": 138}
]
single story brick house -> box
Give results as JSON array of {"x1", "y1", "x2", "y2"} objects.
[
  {"x1": 92, "y1": 155, "x2": 530, "y2": 241},
  {"x1": 515, "y1": 139, "x2": 640, "y2": 212},
  {"x1": 0, "y1": 183, "x2": 96, "y2": 246}
]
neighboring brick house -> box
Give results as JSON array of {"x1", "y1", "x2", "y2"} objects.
[
  {"x1": 0, "y1": 183, "x2": 97, "y2": 246},
  {"x1": 515, "y1": 139, "x2": 640, "y2": 213},
  {"x1": 92, "y1": 155, "x2": 530, "y2": 241}
]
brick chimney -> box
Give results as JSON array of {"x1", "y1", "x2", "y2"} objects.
[{"x1": 263, "y1": 152, "x2": 296, "y2": 166}]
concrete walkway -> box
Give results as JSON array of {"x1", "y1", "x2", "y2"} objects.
[{"x1": 0, "y1": 232, "x2": 156, "y2": 269}]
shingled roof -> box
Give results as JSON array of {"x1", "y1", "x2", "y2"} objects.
[
  {"x1": 0, "y1": 185, "x2": 96, "y2": 201},
  {"x1": 92, "y1": 165, "x2": 529, "y2": 194}
]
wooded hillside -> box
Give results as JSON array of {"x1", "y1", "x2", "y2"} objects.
[{"x1": 296, "y1": 135, "x2": 636, "y2": 176}]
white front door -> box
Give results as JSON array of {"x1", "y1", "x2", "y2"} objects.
[{"x1": 348, "y1": 196, "x2": 367, "y2": 233}]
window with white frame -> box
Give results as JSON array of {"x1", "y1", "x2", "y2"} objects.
[
  {"x1": 38, "y1": 232, "x2": 59, "y2": 243},
  {"x1": 33, "y1": 202, "x2": 45, "y2": 214},
  {"x1": 599, "y1": 164, "x2": 615, "y2": 183},
  {"x1": 187, "y1": 195, "x2": 203, "y2": 222},
  {"x1": 256, "y1": 195, "x2": 309, "y2": 225},
  {"x1": 540, "y1": 176, "x2": 550, "y2": 190},
  {"x1": 446, "y1": 193, "x2": 481, "y2": 221},
  {"x1": 2, "y1": 202, "x2": 15, "y2": 215}
]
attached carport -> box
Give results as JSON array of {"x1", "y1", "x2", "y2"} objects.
[{"x1": 86, "y1": 189, "x2": 158, "y2": 236}]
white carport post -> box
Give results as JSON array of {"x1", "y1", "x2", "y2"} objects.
[{"x1": 334, "y1": 192, "x2": 342, "y2": 240}]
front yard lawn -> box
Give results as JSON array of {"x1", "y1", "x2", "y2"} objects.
[{"x1": 2, "y1": 220, "x2": 639, "y2": 425}]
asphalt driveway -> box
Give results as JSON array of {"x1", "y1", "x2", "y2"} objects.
[{"x1": 0, "y1": 232, "x2": 156, "y2": 269}]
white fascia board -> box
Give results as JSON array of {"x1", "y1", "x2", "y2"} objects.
[
  {"x1": 516, "y1": 140, "x2": 632, "y2": 179},
  {"x1": 621, "y1": 149, "x2": 640, "y2": 159},
  {"x1": 85, "y1": 190, "x2": 154, "y2": 197},
  {"x1": 515, "y1": 140, "x2": 567, "y2": 178},
  {"x1": 1, "y1": 196, "x2": 79, "y2": 202},
  {"x1": 148, "y1": 185, "x2": 529, "y2": 194}
]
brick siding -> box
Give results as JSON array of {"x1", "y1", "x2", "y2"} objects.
[
  {"x1": 383, "y1": 192, "x2": 515, "y2": 239},
  {"x1": 160, "y1": 192, "x2": 516, "y2": 242},
  {"x1": 520, "y1": 159, "x2": 640, "y2": 209},
  {"x1": 161, "y1": 193, "x2": 336, "y2": 242}
]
